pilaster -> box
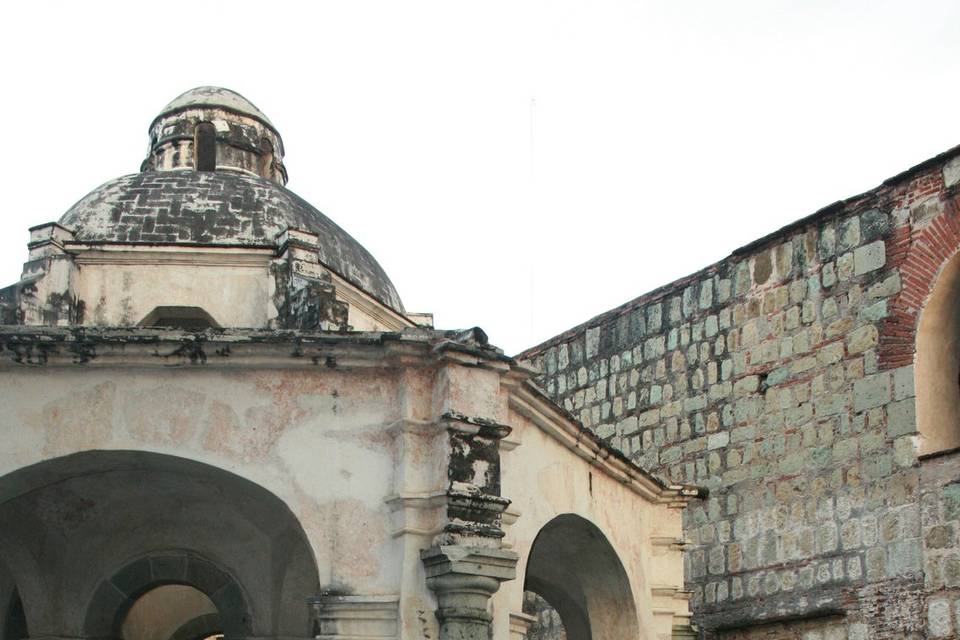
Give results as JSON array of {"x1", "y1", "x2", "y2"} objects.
[{"x1": 420, "y1": 545, "x2": 518, "y2": 640}]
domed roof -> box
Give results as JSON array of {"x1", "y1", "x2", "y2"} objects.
[
  {"x1": 154, "y1": 86, "x2": 275, "y2": 130},
  {"x1": 58, "y1": 170, "x2": 404, "y2": 312}
]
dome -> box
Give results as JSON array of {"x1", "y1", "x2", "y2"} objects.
[
  {"x1": 58, "y1": 170, "x2": 404, "y2": 312},
  {"x1": 153, "y1": 86, "x2": 275, "y2": 130}
]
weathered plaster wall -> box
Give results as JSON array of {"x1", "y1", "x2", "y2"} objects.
[
  {"x1": 520, "y1": 147, "x2": 960, "y2": 637},
  {"x1": 73, "y1": 251, "x2": 274, "y2": 327},
  {"x1": 496, "y1": 401, "x2": 690, "y2": 640},
  {"x1": 0, "y1": 366, "x2": 406, "y2": 595}
]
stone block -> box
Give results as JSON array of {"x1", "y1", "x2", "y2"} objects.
[
  {"x1": 860, "y1": 208, "x2": 890, "y2": 242},
  {"x1": 853, "y1": 373, "x2": 890, "y2": 412},
  {"x1": 837, "y1": 252, "x2": 854, "y2": 280},
  {"x1": 733, "y1": 375, "x2": 760, "y2": 397},
  {"x1": 821, "y1": 262, "x2": 837, "y2": 288},
  {"x1": 820, "y1": 224, "x2": 837, "y2": 258},
  {"x1": 853, "y1": 241, "x2": 885, "y2": 276},
  {"x1": 893, "y1": 365, "x2": 915, "y2": 400},
  {"x1": 817, "y1": 341, "x2": 845, "y2": 365},
  {"x1": 893, "y1": 435, "x2": 917, "y2": 468},
  {"x1": 858, "y1": 300, "x2": 887, "y2": 323},
  {"x1": 617, "y1": 415, "x2": 639, "y2": 436},
  {"x1": 708, "y1": 431, "x2": 729, "y2": 451},
  {"x1": 926, "y1": 524, "x2": 956, "y2": 550},
  {"x1": 838, "y1": 217, "x2": 861, "y2": 252},
  {"x1": 699, "y1": 279, "x2": 713, "y2": 309},
  {"x1": 585, "y1": 326, "x2": 600, "y2": 358},
  {"x1": 887, "y1": 398, "x2": 917, "y2": 437},
  {"x1": 846, "y1": 325, "x2": 878, "y2": 355},
  {"x1": 929, "y1": 598, "x2": 953, "y2": 637},
  {"x1": 866, "y1": 272, "x2": 900, "y2": 299},
  {"x1": 848, "y1": 623, "x2": 869, "y2": 640},
  {"x1": 865, "y1": 546, "x2": 886, "y2": 581},
  {"x1": 841, "y1": 518, "x2": 862, "y2": 549},
  {"x1": 944, "y1": 155, "x2": 960, "y2": 188},
  {"x1": 887, "y1": 538, "x2": 922, "y2": 577}
]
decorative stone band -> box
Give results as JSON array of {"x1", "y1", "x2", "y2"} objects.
[
  {"x1": 421, "y1": 545, "x2": 518, "y2": 640},
  {"x1": 308, "y1": 594, "x2": 400, "y2": 639}
]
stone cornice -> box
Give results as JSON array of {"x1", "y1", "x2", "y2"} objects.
[{"x1": 0, "y1": 326, "x2": 512, "y2": 371}]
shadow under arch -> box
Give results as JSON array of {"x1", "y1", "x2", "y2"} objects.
[
  {"x1": 0, "y1": 450, "x2": 320, "y2": 639},
  {"x1": 523, "y1": 513, "x2": 640, "y2": 640},
  {"x1": 916, "y1": 249, "x2": 960, "y2": 455}
]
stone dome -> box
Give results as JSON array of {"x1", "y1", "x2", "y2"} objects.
[
  {"x1": 58, "y1": 170, "x2": 405, "y2": 312},
  {"x1": 153, "y1": 86, "x2": 276, "y2": 130}
]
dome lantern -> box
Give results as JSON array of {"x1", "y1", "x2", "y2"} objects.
[{"x1": 142, "y1": 86, "x2": 288, "y2": 185}]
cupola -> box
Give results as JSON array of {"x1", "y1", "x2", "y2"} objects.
[{"x1": 141, "y1": 86, "x2": 287, "y2": 184}]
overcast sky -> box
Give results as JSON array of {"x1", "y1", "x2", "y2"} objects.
[{"x1": 2, "y1": 1, "x2": 958, "y2": 354}]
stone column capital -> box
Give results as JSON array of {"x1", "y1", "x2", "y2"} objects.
[{"x1": 421, "y1": 545, "x2": 518, "y2": 640}]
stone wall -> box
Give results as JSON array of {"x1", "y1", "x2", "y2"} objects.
[{"x1": 519, "y1": 146, "x2": 960, "y2": 638}]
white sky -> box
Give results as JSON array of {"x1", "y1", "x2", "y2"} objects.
[{"x1": 2, "y1": 1, "x2": 958, "y2": 355}]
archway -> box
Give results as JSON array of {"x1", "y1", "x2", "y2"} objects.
[
  {"x1": 0, "y1": 450, "x2": 320, "y2": 639},
  {"x1": 916, "y1": 250, "x2": 960, "y2": 454},
  {"x1": 523, "y1": 514, "x2": 640, "y2": 640},
  {"x1": 84, "y1": 552, "x2": 246, "y2": 640}
]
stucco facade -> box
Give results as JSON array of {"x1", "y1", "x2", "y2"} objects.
[
  {"x1": 520, "y1": 145, "x2": 960, "y2": 638},
  {"x1": 0, "y1": 88, "x2": 695, "y2": 640}
]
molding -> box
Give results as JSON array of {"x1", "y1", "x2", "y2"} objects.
[
  {"x1": 326, "y1": 269, "x2": 415, "y2": 331},
  {"x1": 0, "y1": 328, "x2": 434, "y2": 370},
  {"x1": 310, "y1": 594, "x2": 399, "y2": 640},
  {"x1": 384, "y1": 492, "x2": 448, "y2": 511},
  {"x1": 651, "y1": 535, "x2": 691, "y2": 549},
  {"x1": 508, "y1": 611, "x2": 536, "y2": 636},
  {"x1": 385, "y1": 418, "x2": 437, "y2": 437},
  {"x1": 71, "y1": 244, "x2": 273, "y2": 268}
]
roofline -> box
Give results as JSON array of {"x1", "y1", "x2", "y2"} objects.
[
  {"x1": 148, "y1": 104, "x2": 280, "y2": 137},
  {"x1": 0, "y1": 325, "x2": 505, "y2": 370},
  {"x1": 516, "y1": 141, "x2": 960, "y2": 361},
  {"x1": 504, "y1": 376, "x2": 705, "y2": 504}
]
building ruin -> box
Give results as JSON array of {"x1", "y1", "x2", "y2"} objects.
[{"x1": 0, "y1": 88, "x2": 697, "y2": 640}]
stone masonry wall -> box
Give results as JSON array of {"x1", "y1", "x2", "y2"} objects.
[{"x1": 519, "y1": 146, "x2": 960, "y2": 638}]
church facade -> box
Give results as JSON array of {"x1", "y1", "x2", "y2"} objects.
[
  {"x1": 0, "y1": 89, "x2": 696, "y2": 640},
  {"x1": 521, "y1": 144, "x2": 960, "y2": 638}
]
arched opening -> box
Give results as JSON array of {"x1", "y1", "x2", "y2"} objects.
[
  {"x1": 523, "y1": 514, "x2": 639, "y2": 640},
  {"x1": 259, "y1": 138, "x2": 275, "y2": 180},
  {"x1": 0, "y1": 451, "x2": 320, "y2": 639},
  {"x1": 138, "y1": 306, "x2": 221, "y2": 329},
  {"x1": 84, "y1": 552, "x2": 248, "y2": 640},
  {"x1": 194, "y1": 122, "x2": 217, "y2": 172},
  {"x1": 916, "y1": 250, "x2": 960, "y2": 454},
  {"x1": 120, "y1": 585, "x2": 220, "y2": 640}
]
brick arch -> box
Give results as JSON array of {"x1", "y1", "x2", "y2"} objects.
[{"x1": 878, "y1": 192, "x2": 960, "y2": 371}]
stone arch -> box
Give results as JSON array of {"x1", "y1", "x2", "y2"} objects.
[
  {"x1": 83, "y1": 553, "x2": 246, "y2": 639},
  {"x1": 523, "y1": 513, "x2": 640, "y2": 640},
  {"x1": 0, "y1": 450, "x2": 320, "y2": 639}
]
